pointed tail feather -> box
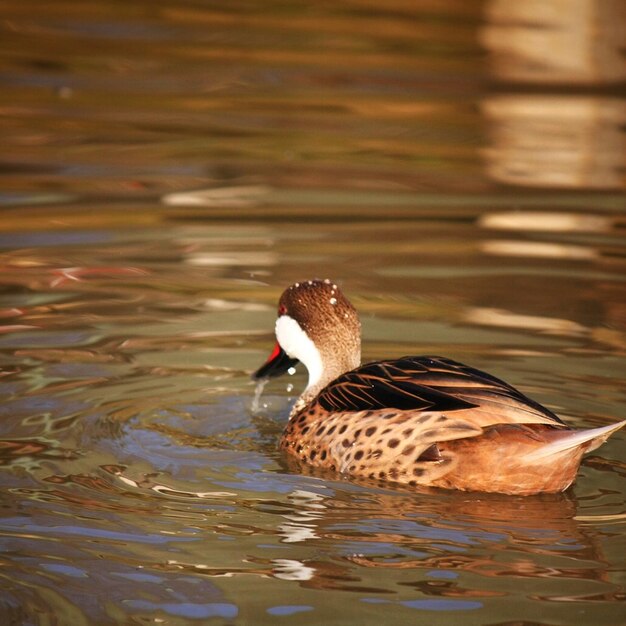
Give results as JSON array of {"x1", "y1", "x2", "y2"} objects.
[{"x1": 524, "y1": 419, "x2": 626, "y2": 462}]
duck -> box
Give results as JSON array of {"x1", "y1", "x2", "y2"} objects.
[{"x1": 253, "y1": 279, "x2": 626, "y2": 495}]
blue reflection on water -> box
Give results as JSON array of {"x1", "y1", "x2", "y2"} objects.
[
  {"x1": 1, "y1": 517, "x2": 196, "y2": 544},
  {"x1": 40, "y1": 563, "x2": 88, "y2": 578},
  {"x1": 426, "y1": 569, "x2": 459, "y2": 579},
  {"x1": 267, "y1": 605, "x2": 314, "y2": 616},
  {"x1": 362, "y1": 597, "x2": 483, "y2": 611},
  {"x1": 0, "y1": 230, "x2": 111, "y2": 249},
  {"x1": 330, "y1": 517, "x2": 505, "y2": 546},
  {"x1": 124, "y1": 601, "x2": 239, "y2": 619}
]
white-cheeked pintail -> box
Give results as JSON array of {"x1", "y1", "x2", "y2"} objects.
[{"x1": 254, "y1": 279, "x2": 625, "y2": 495}]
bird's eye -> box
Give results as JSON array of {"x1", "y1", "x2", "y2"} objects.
[{"x1": 278, "y1": 305, "x2": 287, "y2": 315}]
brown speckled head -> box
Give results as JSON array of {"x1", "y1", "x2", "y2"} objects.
[
  {"x1": 276, "y1": 279, "x2": 361, "y2": 401},
  {"x1": 279, "y1": 280, "x2": 358, "y2": 342}
]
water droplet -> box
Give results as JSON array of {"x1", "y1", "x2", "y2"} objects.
[
  {"x1": 286, "y1": 383, "x2": 293, "y2": 393},
  {"x1": 330, "y1": 297, "x2": 337, "y2": 305},
  {"x1": 251, "y1": 379, "x2": 268, "y2": 413},
  {"x1": 287, "y1": 366, "x2": 296, "y2": 376}
]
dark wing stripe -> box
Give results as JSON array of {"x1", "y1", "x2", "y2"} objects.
[
  {"x1": 315, "y1": 355, "x2": 563, "y2": 424},
  {"x1": 403, "y1": 356, "x2": 562, "y2": 422},
  {"x1": 319, "y1": 364, "x2": 478, "y2": 413}
]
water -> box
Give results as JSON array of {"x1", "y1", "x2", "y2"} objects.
[{"x1": 1, "y1": 1, "x2": 626, "y2": 624}]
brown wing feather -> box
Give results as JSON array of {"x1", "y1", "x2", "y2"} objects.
[{"x1": 316, "y1": 355, "x2": 563, "y2": 427}]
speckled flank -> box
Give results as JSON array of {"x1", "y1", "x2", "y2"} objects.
[
  {"x1": 279, "y1": 402, "x2": 596, "y2": 493},
  {"x1": 280, "y1": 407, "x2": 476, "y2": 486},
  {"x1": 264, "y1": 280, "x2": 626, "y2": 495}
]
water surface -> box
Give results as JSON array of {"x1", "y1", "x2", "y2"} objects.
[{"x1": 1, "y1": 1, "x2": 626, "y2": 625}]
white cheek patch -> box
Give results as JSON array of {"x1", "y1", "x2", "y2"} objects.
[{"x1": 275, "y1": 315, "x2": 323, "y2": 391}]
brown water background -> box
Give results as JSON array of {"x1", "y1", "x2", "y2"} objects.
[{"x1": 1, "y1": 1, "x2": 626, "y2": 624}]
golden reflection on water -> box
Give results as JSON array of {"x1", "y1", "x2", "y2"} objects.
[
  {"x1": 462, "y1": 307, "x2": 587, "y2": 337},
  {"x1": 481, "y1": 96, "x2": 626, "y2": 189},
  {"x1": 480, "y1": 0, "x2": 626, "y2": 189},
  {"x1": 482, "y1": 0, "x2": 626, "y2": 84},
  {"x1": 478, "y1": 211, "x2": 615, "y2": 233},
  {"x1": 479, "y1": 239, "x2": 598, "y2": 261}
]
